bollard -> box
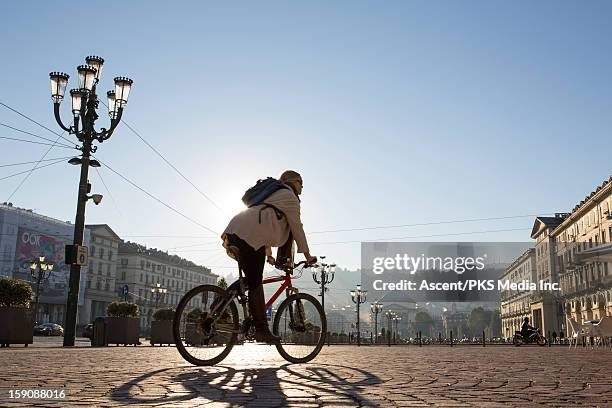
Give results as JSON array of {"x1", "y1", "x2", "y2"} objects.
[
  {"x1": 482, "y1": 330, "x2": 485, "y2": 347},
  {"x1": 419, "y1": 331, "x2": 422, "y2": 347},
  {"x1": 450, "y1": 330, "x2": 453, "y2": 347},
  {"x1": 327, "y1": 331, "x2": 330, "y2": 347},
  {"x1": 91, "y1": 317, "x2": 107, "y2": 347},
  {"x1": 548, "y1": 331, "x2": 551, "y2": 347},
  {"x1": 388, "y1": 330, "x2": 391, "y2": 347},
  {"x1": 438, "y1": 332, "x2": 442, "y2": 345}
]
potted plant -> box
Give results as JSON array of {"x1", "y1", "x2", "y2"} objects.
[
  {"x1": 105, "y1": 301, "x2": 140, "y2": 346},
  {"x1": 150, "y1": 308, "x2": 175, "y2": 346},
  {"x1": 185, "y1": 308, "x2": 204, "y2": 345},
  {"x1": 0, "y1": 278, "x2": 33, "y2": 347}
]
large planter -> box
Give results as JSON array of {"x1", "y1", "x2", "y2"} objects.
[
  {"x1": 150, "y1": 320, "x2": 174, "y2": 345},
  {"x1": 0, "y1": 307, "x2": 33, "y2": 347},
  {"x1": 185, "y1": 323, "x2": 205, "y2": 345},
  {"x1": 105, "y1": 317, "x2": 140, "y2": 346}
]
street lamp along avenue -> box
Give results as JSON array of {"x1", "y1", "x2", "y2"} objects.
[
  {"x1": 312, "y1": 255, "x2": 335, "y2": 312},
  {"x1": 29, "y1": 256, "x2": 54, "y2": 326},
  {"x1": 350, "y1": 284, "x2": 367, "y2": 346},
  {"x1": 370, "y1": 301, "x2": 383, "y2": 344},
  {"x1": 50, "y1": 56, "x2": 133, "y2": 346},
  {"x1": 151, "y1": 283, "x2": 168, "y2": 308}
]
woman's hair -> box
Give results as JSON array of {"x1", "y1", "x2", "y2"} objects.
[{"x1": 279, "y1": 170, "x2": 302, "y2": 184}]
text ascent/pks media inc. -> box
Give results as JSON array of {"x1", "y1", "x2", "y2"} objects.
[{"x1": 372, "y1": 279, "x2": 560, "y2": 292}]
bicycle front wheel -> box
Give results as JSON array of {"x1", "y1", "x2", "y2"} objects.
[
  {"x1": 173, "y1": 284, "x2": 239, "y2": 366},
  {"x1": 273, "y1": 292, "x2": 326, "y2": 363}
]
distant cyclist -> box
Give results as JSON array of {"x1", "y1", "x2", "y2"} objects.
[{"x1": 222, "y1": 170, "x2": 317, "y2": 343}]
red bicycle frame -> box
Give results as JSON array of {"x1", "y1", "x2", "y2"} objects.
[{"x1": 262, "y1": 273, "x2": 293, "y2": 311}]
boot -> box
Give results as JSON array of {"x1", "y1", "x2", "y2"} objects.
[{"x1": 248, "y1": 284, "x2": 281, "y2": 344}]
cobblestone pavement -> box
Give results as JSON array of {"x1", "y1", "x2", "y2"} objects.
[{"x1": 1, "y1": 344, "x2": 611, "y2": 407}]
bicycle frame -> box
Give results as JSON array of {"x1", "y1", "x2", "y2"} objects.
[{"x1": 262, "y1": 273, "x2": 294, "y2": 311}]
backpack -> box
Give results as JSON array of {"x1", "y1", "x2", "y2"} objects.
[{"x1": 242, "y1": 177, "x2": 290, "y2": 223}]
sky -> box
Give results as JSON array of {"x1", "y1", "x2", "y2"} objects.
[{"x1": 1, "y1": 1, "x2": 611, "y2": 278}]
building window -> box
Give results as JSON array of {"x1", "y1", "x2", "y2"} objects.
[
  {"x1": 109, "y1": 251, "x2": 113, "y2": 261},
  {"x1": 140, "y1": 273, "x2": 143, "y2": 282},
  {"x1": 121, "y1": 258, "x2": 128, "y2": 265},
  {"x1": 99, "y1": 248, "x2": 104, "y2": 259},
  {"x1": 121, "y1": 271, "x2": 126, "y2": 280},
  {"x1": 90, "y1": 246, "x2": 96, "y2": 257},
  {"x1": 140, "y1": 260, "x2": 145, "y2": 270}
]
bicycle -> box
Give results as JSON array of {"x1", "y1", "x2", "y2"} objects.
[{"x1": 173, "y1": 248, "x2": 326, "y2": 366}]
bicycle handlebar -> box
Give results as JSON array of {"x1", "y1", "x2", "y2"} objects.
[{"x1": 294, "y1": 260, "x2": 317, "y2": 268}]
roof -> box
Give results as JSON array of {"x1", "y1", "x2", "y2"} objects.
[
  {"x1": 530, "y1": 216, "x2": 566, "y2": 238},
  {"x1": 85, "y1": 224, "x2": 121, "y2": 240},
  {"x1": 378, "y1": 291, "x2": 417, "y2": 304},
  {"x1": 551, "y1": 174, "x2": 612, "y2": 236}
]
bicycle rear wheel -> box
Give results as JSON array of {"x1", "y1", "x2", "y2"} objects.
[
  {"x1": 173, "y1": 284, "x2": 239, "y2": 366},
  {"x1": 272, "y1": 292, "x2": 326, "y2": 363}
]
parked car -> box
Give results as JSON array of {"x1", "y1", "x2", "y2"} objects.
[
  {"x1": 33, "y1": 323, "x2": 64, "y2": 336},
  {"x1": 82, "y1": 323, "x2": 93, "y2": 339}
]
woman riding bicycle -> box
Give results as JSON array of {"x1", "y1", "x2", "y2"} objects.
[{"x1": 221, "y1": 170, "x2": 317, "y2": 343}]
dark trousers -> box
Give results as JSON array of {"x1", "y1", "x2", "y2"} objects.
[{"x1": 226, "y1": 234, "x2": 266, "y2": 289}]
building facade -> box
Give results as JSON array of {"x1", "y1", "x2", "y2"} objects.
[
  {"x1": 529, "y1": 215, "x2": 567, "y2": 336},
  {"x1": 116, "y1": 241, "x2": 217, "y2": 333},
  {"x1": 79, "y1": 224, "x2": 121, "y2": 326},
  {"x1": 0, "y1": 203, "x2": 89, "y2": 325},
  {"x1": 553, "y1": 176, "x2": 612, "y2": 327},
  {"x1": 500, "y1": 249, "x2": 537, "y2": 339}
]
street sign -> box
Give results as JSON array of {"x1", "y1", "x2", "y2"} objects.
[
  {"x1": 123, "y1": 284, "x2": 129, "y2": 296},
  {"x1": 76, "y1": 245, "x2": 88, "y2": 266},
  {"x1": 64, "y1": 244, "x2": 88, "y2": 266},
  {"x1": 267, "y1": 308, "x2": 273, "y2": 318}
]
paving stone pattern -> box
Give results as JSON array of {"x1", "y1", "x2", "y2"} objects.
[{"x1": 1, "y1": 344, "x2": 611, "y2": 407}]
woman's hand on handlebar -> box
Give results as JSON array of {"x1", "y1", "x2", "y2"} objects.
[{"x1": 305, "y1": 253, "x2": 317, "y2": 266}]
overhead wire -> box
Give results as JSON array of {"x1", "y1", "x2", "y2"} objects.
[
  {"x1": 93, "y1": 166, "x2": 123, "y2": 218},
  {"x1": 99, "y1": 99, "x2": 226, "y2": 217},
  {"x1": 120, "y1": 119, "x2": 227, "y2": 216},
  {"x1": 92, "y1": 155, "x2": 219, "y2": 236},
  {"x1": 0, "y1": 157, "x2": 68, "y2": 182},
  {"x1": 309, "y1": 213, "x2": 552, "y2": 234},
  {"x1": 6, "y1": 131, "x2": 69, "y2": 202},
  {"x1": 0, "y1": 135, "x2": 77, "y2": 150},
  {"x1": 0, "y1": 101, "x2": 76, "y2": 147},
  {"x1": 0, "y1": 156, "x2": 73, "y2": 168},
  {"x1": 0, "y1": 122, "x2": 76, "y2": 149},
  {"x1": 310, "y1": 227, "x2": 530, "y2": 245}
]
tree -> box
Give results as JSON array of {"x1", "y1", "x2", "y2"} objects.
[
  {"x1": 489, "y1": 309, "x2": 501, "y2": 337},
  {"x1": 468, "y1": 307, "x2": 491, "y2": 337},
  {"x1": 414, "y1": 311, "x2": 434, "y2": 336},
  {"x1": 217, "y1": 278, "x2": 228, "y2": 289}
]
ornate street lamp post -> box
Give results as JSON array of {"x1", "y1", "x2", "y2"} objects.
[
  {"x1": 49, "y1": 56, "x2": 133, "y2": 346},
  {"x1": 29, "y1": 256, "x2": 54, "y2": 325},
  {"x1": 312, "y1": 255, "x2": 335, "y2": 312},
  {"x1": 151, "y1": 283, "x2": 167, "y2": 308},
  {"x1": 370, "y1": 301, "x2": 383, "y2": 344},
  {"x1": 384, "y1": 310, "x2": 395, "y2": 345},
  {"x1": 350, "y1": 284, "x2": 367, "y2": 346},
  {"x1": 393, "y1": 315, "x2": 402, "y2": 344}
]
